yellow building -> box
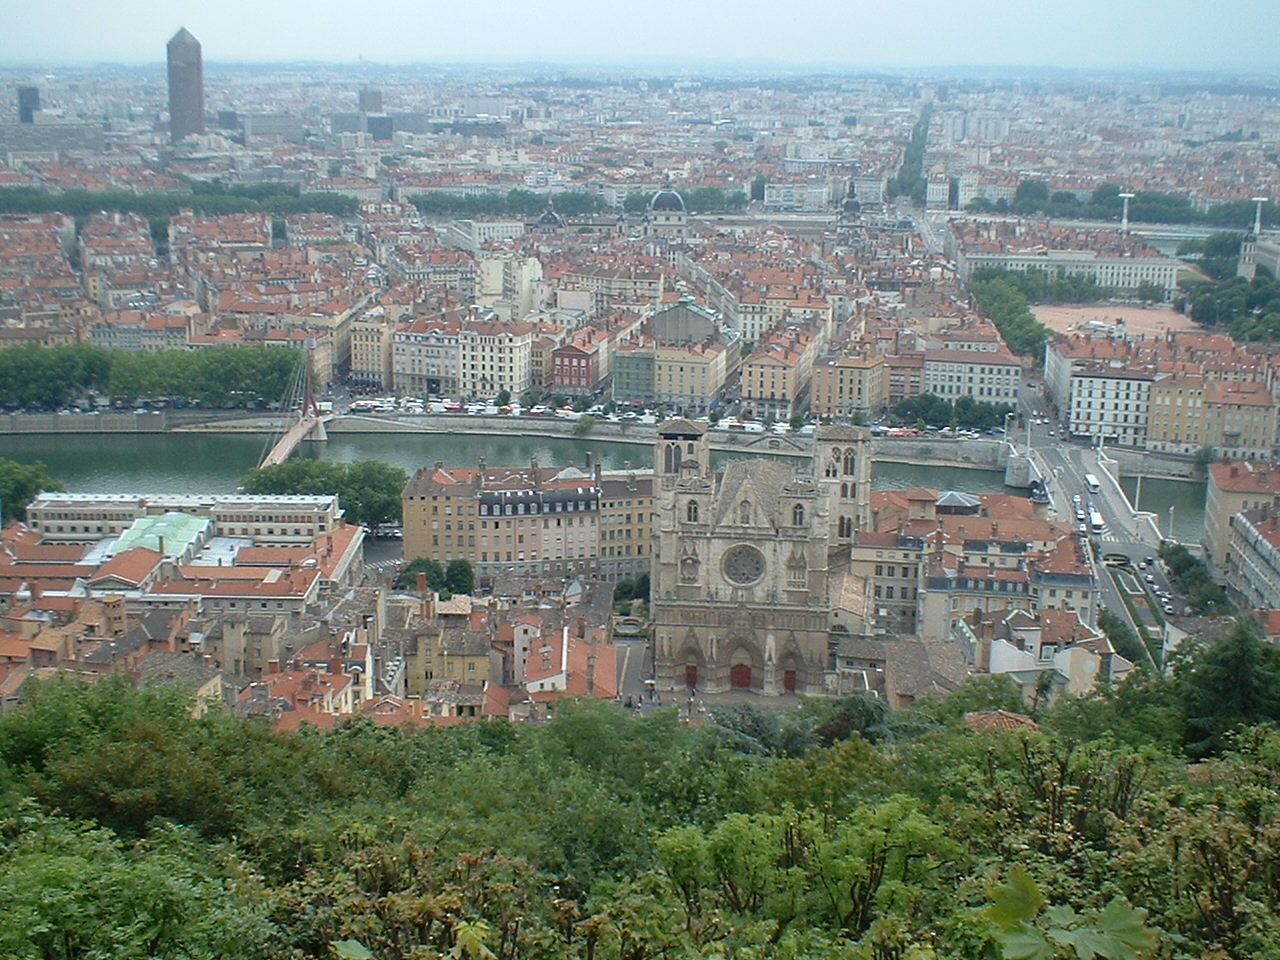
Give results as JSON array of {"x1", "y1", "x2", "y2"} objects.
[
  {"x1": 1205, "y1": 460, "x2": 1280, "y2": 573},
  {"x1": 598, "y1": 471, "x2": 655, "y2": 581},
  {"x1": 1203, "y1": 381, "x2": 1277, "y2": 461},
  {"x1": 811, "y1": 354, "x2": 886, "y2": 418},
  {"x1": 1146, "y1": 374, "x2": 1206, "y2": 456}
]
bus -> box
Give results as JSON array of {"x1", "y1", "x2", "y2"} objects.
[
  {"x1": 1084, "y1": 473, "x2": 1101, "y2": 494},
  {"x1": 1088, "y1": 507, "x2": 1105, "y2": 535}
]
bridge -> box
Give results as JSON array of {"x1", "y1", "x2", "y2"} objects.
[{"x1": 258, "y1": 414, "x2": 329, "y2": 468}]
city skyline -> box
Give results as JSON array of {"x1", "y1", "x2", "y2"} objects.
[{"x1": 3, "y1": 0, "x2": 1278, "y2": 74}]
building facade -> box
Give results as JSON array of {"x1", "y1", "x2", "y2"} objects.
[
  {"x1": 650, "y1": 420, "x2": 870, "y2": 696},
  {"x1": 166, "y1": 28, "x2": 204, "y2": 144}
]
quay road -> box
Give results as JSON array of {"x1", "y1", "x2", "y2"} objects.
[{"x1": 1014, "y1": 382, "x2": 1180, "y2": 649}]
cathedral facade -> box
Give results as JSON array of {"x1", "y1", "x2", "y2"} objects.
[{"x1": 650, "y1": 419, "x2": 870, "y2": 696}]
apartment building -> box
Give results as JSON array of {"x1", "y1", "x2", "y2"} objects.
[
  {"x1": 1224, "y1": 509, "x2": 1280, "y2": 617},
  {"x1": 740, "y1": 326, "x2": 820, "y2": 414},
  {"x1": 26, "y1": 493, "x2": 343, "y2": 547},
  {"x1": 392, "y1": 315, "x2": 461, "y2": 396},
  {"x1": 349, "y1": 310, "x2": 396, "y2": 390},
  {"x1": 1203, "y1": 381, "x2": 1277, "y2": 461},
  {"x1": 457, "y1": 317, "x2": 534, "y2": 398},
  {"x1": 810, "y1": 354, "x2": 886, "y2": 419},
  {"x1": 403, "y1": 458, "x2": 602, "y2": 582},
  {"x1": 847, "y1": 491, "x2": 1095, "y2": 641},
  {"x1": 1067, "y1": 365, "x2": 1153, "y2": 447},
  {"x1": 922, "y1": 347, "x2": 1021, "y2": 403},
  {"x1": 1205, "y1": 460, "x2": 1280, "y2": 573}
]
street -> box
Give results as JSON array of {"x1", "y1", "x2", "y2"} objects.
[{"x1": 1014, "y1": 382, "x2": 1183, "y2": 651}]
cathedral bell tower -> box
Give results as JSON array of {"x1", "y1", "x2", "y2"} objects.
[
  {"x1": 813, "y1": 425, "x2": 871, "y2": 546},
  {"x1": 654, "y1": 417, "x2": 710, "y2": 489}
]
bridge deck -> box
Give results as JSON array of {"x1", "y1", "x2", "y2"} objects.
[{"x1": 260, "y1": 416, "x2": 318, "y2": 468}]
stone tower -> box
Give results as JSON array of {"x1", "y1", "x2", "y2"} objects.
[{"x1": 813, "y1": 424, "x2": 872, "y2": 546}]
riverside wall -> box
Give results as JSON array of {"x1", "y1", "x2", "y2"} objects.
[{"x1": 1, "y1": 410, "x2": 1013, "y2": 471}]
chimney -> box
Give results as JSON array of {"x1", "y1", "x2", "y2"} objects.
[
  {"x1": 417, "y1": 571, "x2": 427, "y2": 594},
  {"x1": 267, "y1": 659, "x2": 280, "y2": 674},
  {"x1": 577, "y1": 616, "x2": 587, "y2": 638},
  {"x1": 585, "y1": 451, "x2": 593, "y2": 471},
  {"x1": 330, "y1": 657, "x2": 342, "y2": 676}
]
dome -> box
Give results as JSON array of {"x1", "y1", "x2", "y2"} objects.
[
  {"x1": 536, "y1": 203, "x2": 565, "y2": 228},
  {"x1": 650, "y1": 189, "x2": 686, "y2": 213}
]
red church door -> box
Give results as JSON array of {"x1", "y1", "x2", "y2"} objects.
[
  {"x1": 685, "y1": 665, "x2": 698, "y2": 689},
  {"x1": 784, "y1": 670, "x2": 797, "y2": 693},
  {"x1": 730, "y1": 663, "x2": 752, "y2": 689}
]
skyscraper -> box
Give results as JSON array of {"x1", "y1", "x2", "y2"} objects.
[
  {"x1": 358, "y1": 87, "x2": 383, "y2": 113},
  {"x1": 17, "y1": 85, "x2": 39, "y2": 123},
  {"x1": 166, "y1": 27, "x2": 204, "y2": 144}
]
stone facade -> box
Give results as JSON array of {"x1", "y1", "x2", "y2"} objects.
[{"x1": 650, "y1": 419, "x2": 870, "y2": 696}]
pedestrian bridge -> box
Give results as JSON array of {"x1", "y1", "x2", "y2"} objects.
[{"x1": 259, "y1": 415, "x2": 329, "y2": 468}]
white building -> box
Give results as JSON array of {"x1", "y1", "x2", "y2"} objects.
[
  {"x1": 458, "y1": 317, "x2": 535, "y2": 398},
  {"x1": 1066, "y1": 365, "x2": 1153, "y2": 447},
  {"x1": 923, "y1": 348, "x2": 1022, "y2": 404}
]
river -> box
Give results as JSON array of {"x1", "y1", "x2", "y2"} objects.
[
  {"x1": 3, "y1": 431, "x2": 1020, "y2": 499},
  {"x1": 1120, "y1": 474, "x2": 1207, "y2": 545}
]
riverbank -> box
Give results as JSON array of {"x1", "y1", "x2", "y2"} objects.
[{"x1": 2, "y1": 409, "x2": 1017, "y2": 472}]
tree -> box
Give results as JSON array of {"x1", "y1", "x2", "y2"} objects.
[
  {"x1": 1178, "y1": 619, "x2": 1280, "y2": 757},
  {"x1": 0, "y1": 457, "x2": 64, "y2": 525},
  {"x1": 240, "y1": 459, "x2": 408, "y2": 528},
  {"x1": 0, "y1": 809, "x2": 275, "y2": 960},
  {"x1": 1135, "y1": 279, "x2": 1163, "y2": 303},
  {"x1": 397, "y1": 557, "x2": 445, "y2": 591},
  {"x1": 445, "y1": 559, "x2": 475, "y2": 596},
  {"x1": 985, "y1": 865, "x2": 1158, "y2": 960},
  {"x1": 495, "y1": 389, "x2": 511, "y2": 406},
  {"x1": 573, "y1": 414, "x2": 596, "y2": 435}
]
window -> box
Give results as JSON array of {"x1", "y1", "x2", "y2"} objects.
[
  {"x1": 792, "y1": 503, "x2": 805, "y2": 526},
  {"x1": 687, "y1": 500, "x2": 699, "y2": 523}
]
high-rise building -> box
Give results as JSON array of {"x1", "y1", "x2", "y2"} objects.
[
  {"x1": 166, "y1": 27, "x2": 204, "y2": 144},
  {"x1": 358, "y1": 86, "x2": 383, "y2": 113},
  {"x1": 17, "y1": 85, "x2": 39, "y2": 123}
]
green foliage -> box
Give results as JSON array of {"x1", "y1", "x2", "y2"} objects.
[
  {"x1": 1176, "y1": 619, "x2": 1280, "y2": 758},
  {"x1": 1176, "y1": 231, "x2": 1243, "y2": 281},
  {"x1": 0, "y1": 807, "x2": 275, "y2": 960},
  {"x1": 1158, "y1": 541, "x2": 1228, "y2": 614},
  {"x1": 0, "y1": 184, "x2": 356, "y2": 221},
  {"x1": 16, "y1": 634, "x2": 1280, "y2": 958},
  {"x1": 0, "y1": 343, "x2": 299, "y2": 411},
  {"x1": 241, "y1": 458, "x2": 408, "y2": 527},
  {"x1": 0, "y1": 457, "x2": 64, "y2": 526},
  {"x1": 888, "y1": 105, "x2": 931, "y2": 202},
  {"x1": 1006, "y1": 181, "x2": 1279, "y2": 229},
  {"x1": 1179, "y1": 273, "x2": 1280, "y2": 341},
  {"x1": 893, "y1": 393, "x2": 1014, "y2": 430},
  {"x1": 572, "y1": 413, "x2": 596, "y2": 435},
  {"x1": 1097, "y1": 608, "x2": 1147, "y2": 665},
  {"x1": 985, "y1": 866, "x2": 1157, "y2": 960},
  {"x1": 397, "y1": 556, "x2": 446, "y2": 592},
  {"x1": 445, "y1": 559, "x2": 475, "y2": 595},
  {"x1": 969, "y1": 275, "x2": 1052, "y2": 359}
]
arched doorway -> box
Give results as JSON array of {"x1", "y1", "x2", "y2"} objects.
[{"x1": 730, "y1": 663, "x2": 752, "y2": 689}]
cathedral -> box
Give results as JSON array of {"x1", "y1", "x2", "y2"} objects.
[{"x1": 650, "y1": 419, "x2": 870, "y2": 696}]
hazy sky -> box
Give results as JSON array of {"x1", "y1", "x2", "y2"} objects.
[{"x1": 4, "y1": 0, "x2": 1276, "y2": 72}]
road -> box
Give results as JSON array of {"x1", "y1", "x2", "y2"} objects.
[{"x1": 1013, "y1": 382, "x2": 1184, "y2": 650}]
